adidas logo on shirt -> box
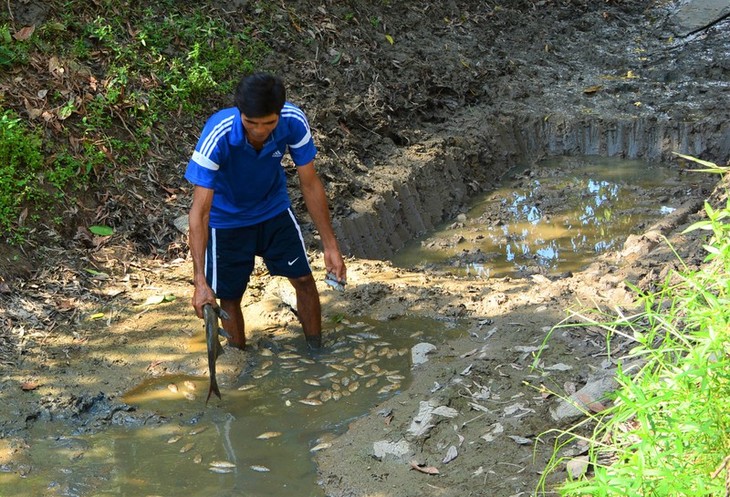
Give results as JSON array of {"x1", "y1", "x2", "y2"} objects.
[{"x1": 272, "y1": 150, "x2": 283, "y2": 158}]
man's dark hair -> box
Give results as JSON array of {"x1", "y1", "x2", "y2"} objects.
[{"x1": 234, "y1": 73, "x2": 286, "y2": 117}]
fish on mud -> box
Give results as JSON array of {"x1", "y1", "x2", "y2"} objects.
[
  {"x1": 209, "y1": 461, "x2": 236, "y2": 469},
  {"x1": 298, "y1": 398, "x2": 323, "y2": 406},
  {"x1": 250, "y1": 465, "x2": 271, "y2": 472},
  {"x1": 209, "y1": 466, "x2": 233, "y2": 474},
  {"x1": 310, "y1": 442, "x2": 332, "y2": 452},
  {"x1": 189, "y1": 426, "x2": 208, "y2": 436},
  {"x1": 204, "y1": 303, "x2": 230, "y2": 404},
  {"x1": 256, "y1": 431, "x2": 282, "y2": 440},
  {"x1": 278, "y1": 352, "x2": 301, "y2": 360}
]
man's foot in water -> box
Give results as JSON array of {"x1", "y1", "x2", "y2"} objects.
[{"x1": 305, "y1": 334, "x2": 322, "y2": 350}]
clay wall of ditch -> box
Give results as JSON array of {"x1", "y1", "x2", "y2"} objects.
[{"x1": 333, "y1": 113, "x2": 730, "y2": 259}]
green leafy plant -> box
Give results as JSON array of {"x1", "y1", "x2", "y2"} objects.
[
  {"x1": 536, "y1": 156, "x2": 730, "y2": 496},
  {"x1": 0, "y1": 109, "x2": 45, "y2": 241},
  {"x1": 0, "y1": 1, "x2": 271, "y2": 243}
]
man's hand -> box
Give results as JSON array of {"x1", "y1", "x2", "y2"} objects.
[
  {"x1": 324, "y1": 249, "x2": 347, "y2": 285},
  {"x1": 192, "y1": 283, "x2": 217, "y2": 318}
]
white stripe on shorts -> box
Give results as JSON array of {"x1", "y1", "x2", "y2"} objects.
[
  {"x1": 286, "y1": 208, "x2": 312, "y2": 272},
  {"x1": 208, "y1": 228, "x2": 218, "y2": 293}
]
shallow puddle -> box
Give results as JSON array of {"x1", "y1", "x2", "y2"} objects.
[
  {"x1": 393, "y1": 156, "x2": 691, "y2": 278},
  {"x1": 2, "y1": 317, "x2": 465, "y2": 497}
]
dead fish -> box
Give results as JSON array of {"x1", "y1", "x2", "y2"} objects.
[
  {"x1": 238, "y1": 384, "x2": 256, "y2": 391},
  {"x1": 180, "y1": 443, "x2": 195, "y2": 453},
  {"x1": 250, "y1": 465, "x2": 270, "y2": 472},
  {"x1": 183, "y1": 380, "x2": 197, "y2": 391},
  {"x1": 189, "y1": 426, "x2": 208, "y2": 436},
  {"x1": 209, "y1": 461, "x2": 236, "y2": 469},
  {"x1": 279, "y1": 352, "x2": 301, "y2": 360},
  {"x1": 331, "y1": 383, "x2": 341, "y2": 391},
  {"x1": 398, "y1": 348, "x2": 408, "y2": 356},
  {"x1": 259, "y1": 348, "x2": 274, "y2": 357},
  {"x1": 365, "y1": 378, "x2": 378, "y2": 388},
  {"x1": 209, "y1": 467, "x2": 233, "y2": 474},
  {"x1": 204, "y1": 304, "x2": 230, "y2": 404},
  {"x1": 183, "y1": 392, "x2": 197, "y2": 401},
  {"x1": 329, "y1": 364, "x2": 348, "y2": 372},
  {"x1": 167, "y1": 383, "x2": 179, "y2": 393},
  {"x1": 260, "y1": 360, "x2": 273, "y2": 370},
  {"x1": 348, "y1": 381, "x2": 360, "y2": 392},
  {"x1": 387, "y1": 374, "x2": 406, "y2": 383},
  {"x1": 378, "y1": 383, "x2": 400, "y2": 394},
  {"x1": 252, "y1": 369, "x2": 272, "y2": 379},
  {"x1": 167, "y1": 435, "x2": 182, "y2": 444},
  {"x1": 332, "y1": 390, "x2": 342, "y2": 401},
  {"x1": 256, "y1": 431, "x2": 282, "y2": 440},
  {"x1": 341, "y1": 377, "x2": 350, "y2": 387},
  {"x1": 353, "y1": 367, "x2": 366, "y2": 376},
  {"x1": 341, "y1": 389, "x2": 351, "y2": 397},
  {"x1": 319, "y1": 390, "x2": 332, "y2": 402},
  {"x1": 280, "y1": 387, "x2": 292, "y2": 395},
  {"x1": 310, "y1": 442, "x2": 332, "y2": 452},
  {"x1": 306, "y1": 390, "x2": 323, "y2": 399},
  {"x1": 371, "y1": 364, "x2": 381, "y2": 373},
  {"x1": 299, "y1": 358, "x2": 316, "y2": 364},
  {"x1": 353, "y1": 349, "x2": 365, "y2": 359},
  {"x1": 290, "y1": 367, "x2": 308, "y2": 373},
  {"x1": 378, "y1": 348, "x2": 389, "y2": 357},
  {"x1": 304, "y1": 379, "x2": 321, "y2": 386},
  {"x1": 298, "y1": 398, "x2": 323, "y2": 406},
  {"x1": 193, "y1": 454, "x2": 203, "y2": 464}
]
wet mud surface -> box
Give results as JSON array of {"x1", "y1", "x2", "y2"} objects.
[{"x1": 1, "y1": 0, "x2": 729, "y2": 495}]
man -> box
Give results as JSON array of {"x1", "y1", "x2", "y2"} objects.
[{"x1": 185, "y1": 72, "x2": 346, "y2": 350}]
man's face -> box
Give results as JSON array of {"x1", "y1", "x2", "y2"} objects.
[{"x1": 241, "y1": 112, "x2": 279, "y2": 145}]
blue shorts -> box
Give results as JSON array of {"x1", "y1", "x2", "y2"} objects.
[{"x1": 205, "y1": 208, "x2": 312, "y2": 299}]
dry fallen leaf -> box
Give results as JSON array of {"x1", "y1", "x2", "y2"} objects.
[
  {"x1": 13, "y1": 25, "x2": 35, "y2": 41},
  {"x1": 410, "y1": 460, "x2": 440, "y2": 475}
]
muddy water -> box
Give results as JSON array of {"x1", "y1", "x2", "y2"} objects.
[
  {"x1": 3, "y1": 317, "x2": 465, "y2": 497},
  {"x1": 393, "y1": 156, "x2": 689, "y2": 278}
]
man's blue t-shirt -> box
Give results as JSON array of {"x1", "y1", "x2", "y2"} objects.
[{"x1": 184, "y1": 102, "x2": 317, "y2": 228}]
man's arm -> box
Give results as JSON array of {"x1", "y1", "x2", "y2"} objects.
[
  {"x1": 189, "y1": 185, "x2": 217, "y2": 317},
  {"x1": 296, "y1": 161, "x2": 347, "y2": 282}
]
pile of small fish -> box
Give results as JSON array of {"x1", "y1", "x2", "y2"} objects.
[{"x1": 238, "y1": 329, "x2": 410, "y2": 407}]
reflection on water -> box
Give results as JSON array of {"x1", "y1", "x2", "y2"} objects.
[
  {"x1": 393, "y1": 156, "x2": 690, "y2": 277},
  {"x1": 2, "y1": 317, "x2": 464, "y2": 497}
]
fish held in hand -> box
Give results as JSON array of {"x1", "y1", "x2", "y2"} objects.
[{"x1": 204, "y1": 303, "x2": 230, "y2": 404}]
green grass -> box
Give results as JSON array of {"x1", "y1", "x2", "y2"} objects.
[
  {"x1": 0, "y1": 0, "x2": 270, "y2": 243},
  {"x1": 536, "y1": 158, "x2": 730, "y2": 496}
]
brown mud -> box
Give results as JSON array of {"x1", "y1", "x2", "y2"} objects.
[{"x1": 1, "y1": 1, "x2": 729, "y2": 496}]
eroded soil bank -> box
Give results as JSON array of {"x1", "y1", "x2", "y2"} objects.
[{"x1": 1, "y1": 0, "x2": 729, "y2": 496}]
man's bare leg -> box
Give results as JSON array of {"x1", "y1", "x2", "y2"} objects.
[
  {"x1": 219, "y1": 297, "x2": 246, "y2": 350},
  {"x1": 289, "y1": 274, "x2": 322, "y2": 349}
]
